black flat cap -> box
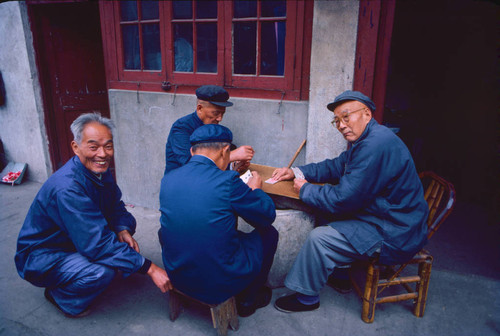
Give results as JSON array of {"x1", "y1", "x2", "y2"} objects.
[
  {"x1": 327, "y1": 90, "x2": 376, "y2": 112},
  {"x1": 190, "y1": 124, "x2": 233, "y2": 145},
  {"x1": 195, "y1": 85, "x2": 233, "y2": 107}
]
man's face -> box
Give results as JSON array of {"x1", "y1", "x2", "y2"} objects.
[
  {"x1": 71, "y1": 122, "x2": 114, "y2": 174},
  {"x1": 332, "y1": 101, "x2": 372, "y2": 142},
  {"x1": 197, "y1": 101, "x2": 226, "y2": 124}
]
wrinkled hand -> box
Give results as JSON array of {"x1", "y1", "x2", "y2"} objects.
[
  {"x1": 293, "y1": 178, "x2": 308, "y2": 193},
  {"x1": 117, "y1": 230, "x2": 140, "y2": 253},
  {"x1": 247, "y1": 171, "x2": 262, "y2": 191},
  {"x1": 147, "y1": 262, "x2": 173, "y2": 293},
  {"x1": 230, "y1": 145, "x2": 254, "y2": 162},
  {"x1": 234, "y1": 160, "x2": 250, "y2": 173},
  {"x1": 271, "y1": 167, "x2": 295, "y2": 181}
]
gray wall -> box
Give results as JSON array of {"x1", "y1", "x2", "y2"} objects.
[
  {"x1": 109, "y1": 90, "x2": 308, "y2": 209},
  {"x1": 0, "y1": 2, "x2": 50, "y2": 182},
  {"x1": 305, "y1": 0, "x2": 358, "y2": 162}
]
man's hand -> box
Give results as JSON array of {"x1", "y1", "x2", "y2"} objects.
[
  {"x1": 117, "y1": 230, "x2": 140, "y2": 253},
  {"x1": 293, "y1": 178, "x2": 308, "y2": 194},
  {"x1": 272, "y1": 167, "x2": 295, "y2": 181},
  {"x1": 147, "y1": 262, "x2": 173, "y2": 293},
  {"x1": 247, "y1": 171, "x2": 262, "y2": 191},
  {"x1": 234, "y1": 160, "x2": 250, "y2": 173},
  {"x1": 230, "y1": 145, "x2": 254, "y2": 162}
]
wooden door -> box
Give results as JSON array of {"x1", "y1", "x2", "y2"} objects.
[{"x1": 29, "y1": 2, "x2": 110, "y2": 170}]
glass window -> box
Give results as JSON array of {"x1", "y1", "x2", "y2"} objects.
[
  {"x1": 196, "y1": 0, "x2": 217, "y2": 19},
  {"x1": 143, "y1": 24, "x2": 161, "y2": 70},
  {"x1": 234, "y1": 1, "x2": 257, "y2": 18},
  {"x1": 172, "y1": 1, "x2": 192, "y2": 19},
  {"x1": 233, "y1": 22, "x2": 256, "y2": 75},
  {"x1": 120, "y1": 1, "x2": 138, "y2": 21},
  {"x1": 197, "y1": 23, "x2": 217, "y2": 73},
  {"x1": 141, "y1": 1, "x2": 159, "y2": 20},
  {"x1": 261, "y1": 0, "x2": 286, "y2": 17},
  {"x1": 261, "y1": 21, "x2": 285, "y2": 75},
  {"x1": 174, "y1": 23, "x2": 194, "y2": 72},
  {"x1": 122, "y1": 25, "x2": 140, "y2": 69}
]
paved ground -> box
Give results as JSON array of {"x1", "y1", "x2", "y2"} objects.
[{"x1": 1, "y1": 181, "x2": 499, "y2": 336}]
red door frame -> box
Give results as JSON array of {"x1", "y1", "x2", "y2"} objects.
[{"x1": 353, "y1": 0, "x2": 396, "y2": 123}]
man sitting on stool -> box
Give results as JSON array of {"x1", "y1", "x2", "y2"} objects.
[{"x1": 159, "y1": 124, "x2": 278, "y2": 317}]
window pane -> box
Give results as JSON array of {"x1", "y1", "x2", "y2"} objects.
[
  {"x1": 261, "y1": 21, "x2": 285, "y2": 75},
  {"x1": 233, "y1": 0, "x2": 256, "y2": 18},
  {"x1": 120, "y1": 1, "x2": 138, "y2": 21},
  {"x1": 197, "y1": 23, "x2": 217, "y2": 73},
  {"x1": 196, "y1": 0, "x2": 217, "y2": 19},
  {"x1": 141, "y1": 1, "x2": 159, "y2": 20},
  {"x1": 122, "y1": 25, "x2": 140, "y2": 69},
  {"x1": 261, "y1": 1, "x2": 286, "y2": 17},
  {"x1": 174, "y1": 23, "x2": 193, "y2": 72},
  {"x1": 172, "y1": 0, "x2": 192, "y2": 19},
  {"x1": 233, "y1": 22, "x2": 256, "y2": 75},
  {"x1": 143, "y1": 24, "x2": 161, "y2": 70}
]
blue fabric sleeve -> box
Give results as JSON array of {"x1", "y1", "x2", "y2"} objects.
[
  {"x1": 56, "y1": 188, "x2": 144, "y2": 273},
  {"x1": 298, "y1": 151, "x2": 347, "y2": 183},
  {"x1": 299, "y1": 141, "x2": 395, "y2": 214},
  {"x1": 107, "y1": 183, "x2": 137, "y2": 234},
  {"x1": 230, "y1": 174, "x2": 276, "y2": 229},
  {"x1": 167, "y1": 124, "x2": 193, "y2": 168}
]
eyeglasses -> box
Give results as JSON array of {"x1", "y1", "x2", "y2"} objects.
[{"x1": 330, "y1": 107, "x2": 366, "y2": 128}]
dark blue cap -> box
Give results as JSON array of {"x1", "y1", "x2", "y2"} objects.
[
  {"x1": 327, "y1": 90, "x2": 376, "y2": 112},
  {"x1": 190, "y1": 124, "x2": 233, "y2": 145},
  {"x1": 195, "y1": 85, "x2": 233, "y2": 107}
]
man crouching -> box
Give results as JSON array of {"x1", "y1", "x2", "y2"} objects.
[{"x1": 15, "y1": 112, "x2": 172, "y2": 317}]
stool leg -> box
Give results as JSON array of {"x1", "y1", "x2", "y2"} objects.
[
  {"x1": 227, "y1": 296, "x2": 239, "y2": 331},
  {"x1": 211, "y1": 297, "x2": 239, "y2": 336},
  {"x1": 414, "y1": 257, "x2": 433, "y2": 317},
  {"x1": 362, "y1": 263, "x2": 380, "y2": 323},
  {"x1": 168, "y1": 290, "x2": 182, "y2": 322}
]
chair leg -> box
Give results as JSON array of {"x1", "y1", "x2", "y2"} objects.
[
  {"x1": 210, "y1": 297, "x2": 239, "y2": 336},
  {"x1": 362, "y1": 263, "x2": 380, "y2": 323},
  {"x1": 168, "y1": 290, "x2": 182, "y2": 322},
  {"x1": 414, "y1": 257, "x2": 433, "y2": 317}
]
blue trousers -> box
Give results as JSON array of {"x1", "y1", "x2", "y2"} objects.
[
  {"x1": 236, "y1": 225, "x2": 279, "y2": 304},
  {"x1": 284, "y1": 226, "x2": 371, "y2": 296},
  {"x1": 44, "y1": 253, "x2": 116, "y2": 315}
]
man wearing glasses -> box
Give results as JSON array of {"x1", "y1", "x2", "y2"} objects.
[{"x1": 271, "y1": 90, "x2": 429, "y2": 313}]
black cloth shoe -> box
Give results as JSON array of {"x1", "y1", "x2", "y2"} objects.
[
  {"x1": 237, "y1": 286, "x2": 272, "y2": 317},
  {"x1": 44, "y1": 288, "x2": 90, "y2": 318},
  {"x1": 274, "y1": 293, "x2": 320, "y2": 313},
  {"x1": 327, "y1": 274, "x2": 352, "y2": 294}
]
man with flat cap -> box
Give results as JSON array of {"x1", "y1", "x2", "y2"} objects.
[
  {"x1": 271, "y1": 90, "x2": 428, "y2": 312},
  {"x1": 164, "y1": 85, "x2": 254, "y2": 174},
  {"x1": 159, "y1": 124, "x2": 278, "y2": 317}
]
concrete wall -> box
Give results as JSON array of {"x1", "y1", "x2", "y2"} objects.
[
  {"x1": 109, "y1": 90, "x2": 308, "y2": 209},
  {"x1": 0, "y1": 2, "x2": 50, "y2": 182},
  {"x1": 305, "y1": 0, "x2": 359, "y2": 162}
]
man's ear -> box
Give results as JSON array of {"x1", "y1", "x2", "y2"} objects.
[
  {"x1": 71, "y1": 141, "x2": 79, "y2": 155},
  {"x1": 190, "y1": 147, "x2": 195, "y2": 156}
]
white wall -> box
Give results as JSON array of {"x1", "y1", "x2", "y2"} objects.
[{"x1": 0, "y1": 2, "x2": 50, "y2": 182}]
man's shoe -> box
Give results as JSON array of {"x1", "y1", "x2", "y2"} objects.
[
  {"x1": 274, "y1": 293, "x2": 320, "y2": 313},
  {"x1": 327, "y1": 274, "x2": 352, "y2": 294},
  {"x1": 237, "y1": 286, "x2": 272, "y2": 317},
  {"x1": 44, "y1": 288, "x2": 91, "y2": 318}
]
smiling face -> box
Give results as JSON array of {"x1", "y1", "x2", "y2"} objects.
[
  {"x1": 197, "y1": 100, "x2": 226, "y2": 124},
  {"x1": 71, "y1": 122, "x2": 114, "y2": 174},
  {"x1": 332, "y1": 100, "x2": 372, "y2": 142}
]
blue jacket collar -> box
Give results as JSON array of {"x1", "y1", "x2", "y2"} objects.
[
  {"x1": 190, "y1": 155, "x2": 218, "y2": 168},
  {"x1": 72, "y1": 156, "x2": 113, "y2": 186},
  {"x1": 352, "y1": 118, "x2": 378, "y2": 146}
]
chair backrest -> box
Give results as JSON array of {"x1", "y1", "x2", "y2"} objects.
[{"x1": 419, "y1": 171, "x2": 456, "y2": 240}]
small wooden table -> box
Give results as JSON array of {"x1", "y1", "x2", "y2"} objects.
[{"x1": 248, "y1": 163, "x2": 300, "y2": 199}]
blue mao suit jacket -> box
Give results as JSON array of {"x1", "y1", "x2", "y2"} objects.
[
  {"x1": 298, "y1": 119, "x2": 429, "y2": 265},
  {"x1": 159, "y1": 155, "x2": 276, "y2": 304},
  {"x1": 15, "y1": 156, "x2": 145, "y2": 286}
]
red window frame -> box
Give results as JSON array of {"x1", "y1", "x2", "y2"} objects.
[{"x1": 99, "y1": 1, "x2": 313, "y2": 100}]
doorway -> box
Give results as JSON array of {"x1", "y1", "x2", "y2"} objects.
[
  {"x1": 384, "y1": 0, "x2": 499, "y2": 211},
  {"x1": 28, "y1": 1, "x2": 110, "y2": 171}
]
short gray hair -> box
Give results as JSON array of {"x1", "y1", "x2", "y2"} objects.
[
  {"x1": 191, "y1": 142, "x2": 231, "y2": 153},
  {"x1": 70, "y1": 112, "x2": 115, "y2": 144}
]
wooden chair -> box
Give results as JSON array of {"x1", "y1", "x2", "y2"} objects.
[
  {"x1": 168, "y1": 288, "x2": 239, "y2": 336},
  {"x1": 349, "y1": 171, "x2": 456, "y2": 323}
]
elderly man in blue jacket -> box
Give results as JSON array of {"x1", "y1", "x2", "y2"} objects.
[
  {"x1": 272, "y1": 91, "x2": 429, "y2": 312},
  {"x1": 159, "y1": 124, "x2": 278, "y2": 317},
  {"x1": 15, "y1": 113, "x2": 172, "y2": 317}
]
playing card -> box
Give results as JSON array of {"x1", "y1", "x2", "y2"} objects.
[
  {"x1": 265, "y1": 177, "x2": 279, "y2": 184},
  {"x1": 239, "y1": 170, "x2": 253, "y2": 184}
]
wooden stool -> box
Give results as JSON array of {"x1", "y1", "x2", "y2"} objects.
[{"x1": 168, "y1": 289, "x2": 239, "y2": 336}]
